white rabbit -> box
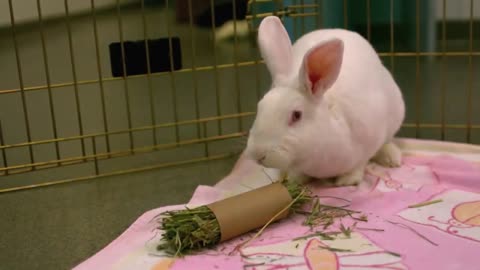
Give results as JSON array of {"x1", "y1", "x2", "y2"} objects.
[{"x1": 236, "y1": 16, "x2": 405, "y2": 186}]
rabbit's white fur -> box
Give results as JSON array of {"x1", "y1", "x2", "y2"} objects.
[{"x1": 243, "y1": 16, "x2": 405, "y2": 186}]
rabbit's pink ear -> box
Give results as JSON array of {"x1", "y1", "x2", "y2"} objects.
[
  {"x1": 301, "y1": 39, "x2": 343, "y2": 98},
  {"x1": 258, "y1": 16, "x2": 292, "y2": 83}
]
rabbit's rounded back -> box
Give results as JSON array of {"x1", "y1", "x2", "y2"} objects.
[
  {"x1": 247, "y1": 16, "x2": 405, "y2": 179},
  {"x1": 292, "y1": 28, "x2": 405, "y2": 144}
]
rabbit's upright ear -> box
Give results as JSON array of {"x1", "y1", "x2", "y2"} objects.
[
  {"x1": 300, "y1": 39, "x2": 344, "y2": 99},
  {"x1": 258, "y1": 16, "x2": 293, "y2": 84}
]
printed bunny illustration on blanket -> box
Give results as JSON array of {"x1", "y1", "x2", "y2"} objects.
[
  {"x1": 241, "y1": 233, "x2": 406, "y2": 270},
  {"x1": 366, "y1": 163, "x2": 438, "y2": 193},
  {"x1": 398, "y1": 189, "x2": 480, "y2": 242}
]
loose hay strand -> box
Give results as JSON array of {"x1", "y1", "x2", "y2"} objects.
[
  {"x1": 408, "y1": 199, "x2": 443, "y2": 208},
  {"x1": 386, "y1": 220, "x2": 438, "y2": 246}
]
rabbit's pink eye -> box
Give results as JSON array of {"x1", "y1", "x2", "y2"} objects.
[{"x1": 290, "y1": 110, "x2": 302, "y2": 124}]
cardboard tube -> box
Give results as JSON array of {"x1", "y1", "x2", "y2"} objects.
[{"x1": 207, "y1": 183, "x2": 293, "y2": 242}]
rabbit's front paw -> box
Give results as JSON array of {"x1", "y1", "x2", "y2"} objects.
[
  {"x1": 334, "y1": 165, "x2": 365, "y2": 186},
  {"x1": 286, "y1": 171, "x2": 311, "y2": 184},
  {"x1": 372, "y1": 142, "x2": 402, "y2": 168}
]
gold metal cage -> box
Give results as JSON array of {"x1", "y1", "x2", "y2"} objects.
[{"x1": 0, "y1": 0, "x2": 478, "y2": 193}]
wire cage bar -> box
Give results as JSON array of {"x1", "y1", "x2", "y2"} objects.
[{"x1": 0, "y1": 0, "x2": 478, "y2": 193}]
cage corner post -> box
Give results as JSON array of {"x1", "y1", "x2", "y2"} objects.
[
  {"x1": 421, "y1": 0, "x2": 437, "y2": 60},
  {"x1": 405, "y1": 0, "x2": 437, "y2": 56}
]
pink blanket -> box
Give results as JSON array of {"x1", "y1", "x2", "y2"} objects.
[{"x1": 74, "y1": 139, "x2": 480, "y2": 270}]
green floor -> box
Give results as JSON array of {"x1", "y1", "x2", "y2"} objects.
[
  {"x1": 0, "y1": 156, "x2": 238, "y2": 270},
  {"x1": 0, "y1": 3, "x2": 479, "y2": 270}
]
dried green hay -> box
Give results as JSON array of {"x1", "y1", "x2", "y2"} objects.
[
  {"x1": 408, "y1": 199, "x2": 443, "y2": 208},
  {"x1": 156, "y1": 180, "x2": 312, "y2": 256},
  {"x1": 157, "y1": 205, "x2": 222, "y2": 256},
  {"x1": 156, "y1": 180, "x2": 366, "y2": 257},
  {"x1": 299, "y1": 197, "x2": 364, "y2": 230}
]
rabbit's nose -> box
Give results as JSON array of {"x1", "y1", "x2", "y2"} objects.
[{"x1": 258, "y1": 155, "x2": 266, "y2": 164}]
